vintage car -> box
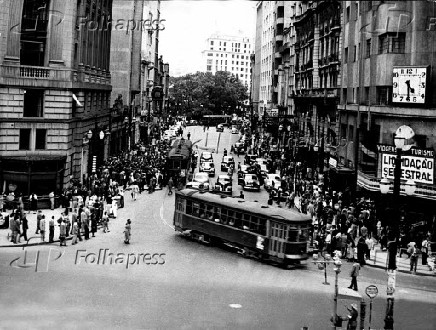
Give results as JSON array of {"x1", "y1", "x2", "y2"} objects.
[
  {"x1": 237, "y1": 164, "x2": 257, "y2": 185},
  {"x1": 214, "y1": 175, "x2": 233, "y2": 195},
  {"x1": 186, "y1": 172, "x2": 211, "y2": 191},
  {"x1": 264, "y1": 173, "x2": 282, "y2": 191},
  {"x1": 199, "y1": 161, "x2": 215, "y2": 177},
  {"x1": 241, "y1": 173, "x2": 261, "y2": 191},
  {"x1": 244, "y1": 154, "x2": 258, "y2": 165},
  {"x1": 200, "y1": 151, "x2": 213, "y2": 163},
  {"x1": 221, "y1": 155, "x2": 235, "y2": 171},
  {"x1": 231, "y1": 125, "x2": 239, "y2": 134}
]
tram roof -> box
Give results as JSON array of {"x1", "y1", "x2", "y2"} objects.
[
  {"x1": 171, "y1": 138, "x2": 193, "y2": 150},
  {"x1": 177, "y1": 189, "x2": 311, "y2": 223}
]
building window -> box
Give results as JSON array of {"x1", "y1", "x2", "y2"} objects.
[
  {"x1": 35, "y1": 129, "x2": 47, "y2": 149},
  {"x1": 355, "y1": 3, "x2": 359, "y2": 19},
  {"x1": 365, "y1": 39, "x2": 371, "y2": 58},
  {"x1": 344, "y1": 47, "x2": 348, "y2": 63},
  {"x1": 362, "y1": 87, "x2": 370, "y2": 105},
  {"x1": 23, "y1": 89, "x2": 44, "y2": 117},
  {"x1": 378, "y1": 33, "x2": 406, "y2": 54},
  {"x1": 376, "y1": 86, "x2": 391, "y2": 105},
  {"x1": 353, "y1": 45, "x2": 357, "y2": 62},
  {"x1": 348, "y1": 125, "x2": 354, "y2": 141},
  {"x1": 207, "y1": 53, "x2": 213, "y2": 56},
  {"x1": 19, "y1": 129, "x2": 31, "y2": 150},
  {"x1": 207, "y1": 65, "x2": 212, "y2": 71},
  {"x1": 210, "y1": 41, "x2": 214, "y2": 45},
  {"x1": 207, "y1": 59, "x2": 212, "y2": 64},
  {"x1": 346, "y1": 6, "x2": 350, "y2": 22}
]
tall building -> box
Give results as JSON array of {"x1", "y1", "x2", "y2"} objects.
[
  {"x1": 202, "y1": 34, "x2": 253, "y2": 87},
  {"x1": 0, "y1": 0, "x2": 112, "y2": 200},
  {"x1": 338, "y1": 1, "x2": 436, "y2": 208}
]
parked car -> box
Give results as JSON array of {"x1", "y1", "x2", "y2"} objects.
[
  {"x1": 237, "y1": 164, "x2": 256, "y2": 185},
  {"x1": 264, "y1": 173, "x2": 282, "y2": 191},
  {"x1": 255, "y1": 158, "x2": 268, "y2": 165},
  {"x1": 199, "y1": 161, "x2": 215, "y2": 176},
  {"x1": 214, "y1": 175, "x2": 233, "y2": 195},
  {"x1": 234, "y1": 141, "x2": 245, "y2": 153},
  {"x1": 216, "y1": 124, "x2": 224, "y2": 132},
  {"x1": 200, "y1": 151, "x2": 213, "y2": 163},
  {"x1": 186, "y1": 181, "x2": 207, "y2": 191},
  {"x1": 187, "y1": 172, "x2": 211, "y2": 190},
  {"x1": 231, "y1": 125, "x2": 239, "y2": 134},
  {"x1": 259, "y1": 164, "x2": 268, "y2": 180},
  {"x1": 244, "y1": 154, "x2": 258, "y2": 165},
  {"x1": 221, "y1": 155, "x2": 235, "y2": 171},
  {"x1": 0, "y1": 212, "x2": 10, "y2": 229},
  {"x1": 241, "y1": 173, "x2": 261, "y2": 191}
]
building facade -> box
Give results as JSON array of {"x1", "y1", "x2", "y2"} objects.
[
  {"x1": 337, "y1": 1, "x2": 436, "y2": 226},
  {"x1": 0, "y1": 0, "x2": 112, "y2": 198},
  {"x1": 202, "y1": 34, "x2": 253, "y2": 87}
]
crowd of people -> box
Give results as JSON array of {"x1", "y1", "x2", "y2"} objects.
[{"x1": 233, "y1": 128, "x2": 433, "y2": 272}]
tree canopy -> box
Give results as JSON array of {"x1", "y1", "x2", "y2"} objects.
[{"x1": 168, "y1": 71, "x2": 248, "y2": 118}]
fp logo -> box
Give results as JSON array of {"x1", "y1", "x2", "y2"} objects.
[{"x1": 9, "y1": 246, "x2": 65, "y2": 273}]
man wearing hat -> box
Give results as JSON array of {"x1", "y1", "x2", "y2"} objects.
[{"x1": 346, "y1": 303, "x2": 358, "y2": 329}]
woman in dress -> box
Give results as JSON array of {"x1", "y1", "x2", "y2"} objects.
[{"x1": 124, "y1": 219, "x2": 131, "y2": 244}]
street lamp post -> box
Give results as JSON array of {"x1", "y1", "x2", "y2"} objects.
[
  {"x1": 80, "y1": 130, "x2": 93, "y2": 185},
  {"x1": 379, "y1": 128, "x2": 416, "y2": 330}
]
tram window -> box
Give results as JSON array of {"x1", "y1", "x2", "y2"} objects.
[
  {"x1": 288, "y1": 229, "x2": 298, "y2": 242},
  {"x1": 213, "y1": 207, "x2": 221, "y2": 222},
  {"x1": 258, "y1": 219, "x2": 266, "y2": 235},
  {"x1": 199, "y1": 203, "x2": 206, "y2": 218},
  {"x1": 186, "y1": 200, "x2": 193, "y2": 215},
  {"x1": 299, "y1": 228, "x2": 309, "y2": 242},
  {"x1": 234, "y1": 212, "x2": 243, "y2": 228},
  {"x1": 193, "y1": 202, "x2": 200, "y2": 216},
  {"x1": 228, "y1": 211, "x2": 236, "y2": 226},
  {"x1": 249, "y1": 216, "x2": 258, "y2": 233},
  {"x1": 243, "y1": 214, "x2": 251, "y2": 230},
  {"x1": 206, "y1": 205, "x2": 214, "y2": 221}
]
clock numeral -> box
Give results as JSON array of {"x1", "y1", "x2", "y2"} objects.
[
  {"x1": 407, "y1": 69, "x2": 413, "y2": 74},
  {"x1": 393, "y1": 82, "x2": 398, "y2": 88},
  {"x1": 393, "y1": 72, "x2": 399, "y2": 77},
  {"x1": 393, "y1": 93, "x2": 398, "y2": 98},
  {"x1": 406, "y1": 96, "x2": 410, "y2": 102},
  {"x1": 422, "y1": 72, "x2": 426, "y2": 77},
  {"x1": 421, "y1": 94, "x2": 425, "y2": 99},
  {"x1": 400, "y1": 96, "x2": 403, "y2": 101},
  {"x1": 421, "y1": 82, "x2": 425, "y2": 88},
  {"x1": 413, "y1": 97, "x2": 417, "y2": 102}
]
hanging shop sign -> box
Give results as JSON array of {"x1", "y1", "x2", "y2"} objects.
[{"x1": 377, "y1": 145, "x2": 435, "y2": 185}]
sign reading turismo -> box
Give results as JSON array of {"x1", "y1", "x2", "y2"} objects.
[{"x1": 377, "y1": 144, "x2": 435, "y2": 185}]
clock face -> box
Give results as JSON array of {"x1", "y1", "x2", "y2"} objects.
[{"x1": 392, "y1": 67, "x2": 427, "y2": 104}]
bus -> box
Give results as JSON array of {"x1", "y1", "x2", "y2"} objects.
[
  {"x1": 166, "y1": 138, "x2": 193, "y2": 181},
  {"x1": 173, "y1": 189, "x2": 311, "y2": 267}
]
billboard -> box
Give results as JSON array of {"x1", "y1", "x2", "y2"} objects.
[{"x1": 378, "y1": 145, "x2": 435, "y2": 185}]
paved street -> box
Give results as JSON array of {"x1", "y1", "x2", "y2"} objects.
[{"x1": 1, "y1": 128, "x2": 435, "y2": 329}]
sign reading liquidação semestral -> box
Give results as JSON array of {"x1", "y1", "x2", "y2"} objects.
[{"x1": 377, "y1": 145, "x2": 435, "y2": 185}]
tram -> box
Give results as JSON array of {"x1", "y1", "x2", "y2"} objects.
[
  {"x1": 166, "y1": 138, "x2": 193, "y2": 178},
  {"x1": 173, "y1": 189, "x2": 311, "y2": 267}
]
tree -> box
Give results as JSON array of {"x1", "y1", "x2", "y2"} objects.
[{"x1": 168, "y1": 71, "x2": 248, "y2": 118}]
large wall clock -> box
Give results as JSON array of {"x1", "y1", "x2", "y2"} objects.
[{"x1": 392, "y1": 66, "x2": 428, "y2": 104}]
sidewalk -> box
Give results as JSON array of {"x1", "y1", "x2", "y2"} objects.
[
  {"x1": 367, "y1": 244, "x2": 436, "y2": 277},
  {"x1": 0, "y1": 207, "x2": 100, "y2": 248}
]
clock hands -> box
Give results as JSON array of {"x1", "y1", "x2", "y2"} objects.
[{"x1": 405, "y1": 80, "x2": 415, "y2": 98}]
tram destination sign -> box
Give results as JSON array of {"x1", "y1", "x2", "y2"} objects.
[{"x1": 377, "y1": 145, "x2": 435, "y2": 185}]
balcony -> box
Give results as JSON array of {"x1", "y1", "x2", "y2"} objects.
[
  {"x1": 277, "y1": 17, "x2": 284, "y2": 25},
  {"x1": 0, "y1": 64, "x2": 111, "y2": 87}
]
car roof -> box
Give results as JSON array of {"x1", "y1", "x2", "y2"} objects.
[
  {"x1": 267, "y1": 174, "x2": 281, "y2": 179},
  {"x1": 195, "y1": 172, "x2": 209, "y2": 178},
  {"x1": 222, "y1": 156, "x2": 234, "y2": 160},
  {"x1": 202, "y1": 162, "x2": 213, "y2": 166},
  {"x1": 201, "y1": 151, "x2": 212, "y2": 156}
]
